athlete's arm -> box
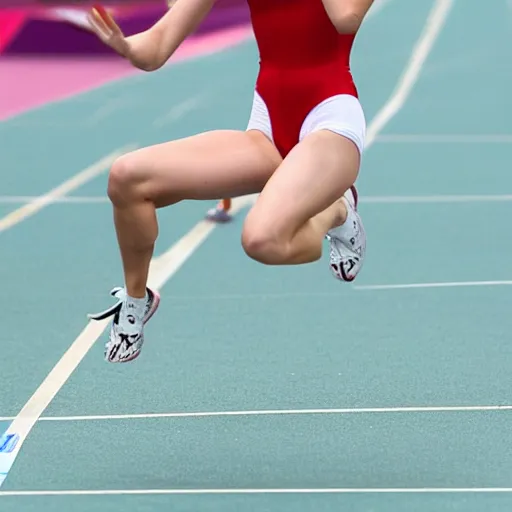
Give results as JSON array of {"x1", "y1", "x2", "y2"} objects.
[
  {"x1": 321, "y1": 0, "x2": 374, "y2": 34},
  {"x1": 130, "y1": 0, "x2": 215, "y2": 70},
  {"x1": 88, "y1": 0, "x2": 215, "y2": 71}
]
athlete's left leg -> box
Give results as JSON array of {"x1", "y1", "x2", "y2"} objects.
[{"x1": 242, "y1": 128, "x2": 365, "y2": 280}]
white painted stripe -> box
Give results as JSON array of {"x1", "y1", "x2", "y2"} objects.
[
  {"x1": 0, "y1": 146, "x2": 134, "y2": 233},
  {"x1": 153, "y1": 95, "x2": 204, "y2": 127},
  {"x1": 0, "y1": 196, "x2": 109, "y2": 204},
  {"x1": 0, "y1": 194, "x2": 256, "y2": 486},
  {"x1": 0, "y1": 0, "x2": 453, "y2": 488},
  {"x1": 377, "y1": 133, "x2": 512, "y2": 143},
  {"x1": 2, "y1": 194, "x2": 512, "y2": 205},
  {"x1": 87, "y1": 97, "x2": 135, "y2": 125},
  {"x1": 2, "y1": 487, "x2": 512, "y2": 496},
  {"x1": 355, "y1": 280, "x2": 512, "y2": 291},
  {"x1": 360, "y1": 195, "x2": 512, "y2": 204},
  {"x1": 364, "y1": 0, "x2": 454, "y2": 147},
  {"x1": 1, "y1": 403, "x2": 511, "y2": 423},
  {"x1": 0, "y1": 28, "x2": 252, "y2": 124}
]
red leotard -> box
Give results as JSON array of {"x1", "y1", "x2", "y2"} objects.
[{"x1": 247, "y1": 0, "x2": 359, "y2": 157}]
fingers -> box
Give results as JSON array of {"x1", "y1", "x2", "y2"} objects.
[
  {"x1": 93, "y1": 4, "x2": 122, "y2": 33},
  {"x1": 87, "y1": 10, "x2": 110, "y2": 40},
  {"x1": 87, "y1": 5, "x2": 122, "y2": 41}
]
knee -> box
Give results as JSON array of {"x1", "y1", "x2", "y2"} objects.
[
  {"x1": 107, "y1": 153, "x2": 146, "y2": 206},
  {"x1": 241, "y1": 224, "x2": 289, "y2": 265}
]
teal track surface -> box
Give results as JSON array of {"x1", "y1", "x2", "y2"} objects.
[{"x1": 2, "y1": 1, "x2": 512, "y2": 510}]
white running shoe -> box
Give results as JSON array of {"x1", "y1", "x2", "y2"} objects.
[
  {"x1": 326, "y1": 186, "x2": 366, "y2": 282},
  {"x1": 88, "y1": 286, "x2": 160, "y2": 363}
]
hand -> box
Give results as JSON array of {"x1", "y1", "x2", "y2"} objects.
[{"x1": 87, "y1": 5, "x2": 131, "y2": 59}]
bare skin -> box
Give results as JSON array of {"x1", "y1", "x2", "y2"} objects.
[
  {"x1": 242, "y1": 130, "x2": 359, "y2": 265},
  {"x1": 86, "y1": 0, "x2": 368, "y2": 298},
  {"x1": 108, "y1": 128, "x2": 357, "y2": 298},
  {"x1": 108, "y1": 130, "x2": 280, "y2": 297}
]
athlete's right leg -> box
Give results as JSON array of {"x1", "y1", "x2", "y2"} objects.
[
  {"x1": 89, "y1": 129, "x2": 280, "y2": 363},
  {"x1": 109, "y1": 130, "x2": 279, "y2": 298}
]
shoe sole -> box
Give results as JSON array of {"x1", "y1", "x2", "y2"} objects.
[{"x1": 107, "y1": 289, "x2": 161, "y2": 364}]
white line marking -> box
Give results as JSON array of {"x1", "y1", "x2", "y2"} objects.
[
  {"x1": 0, "y1": 147, "x2": 134, "y2": 234},
  {"x1": 2, "y1": 487, "x2": 512, "y2": 496},
  {"x1": 0, "y1": 30, "x2": 251, "y2": 124},
  {"x1": 365, "y1": 0, "x2": 454, "y2": 147},
  {"x1": 2, "y1": 194, "x2": 512, "y2": 205},
  {"x1": 376, "y1": 133, "x2": 512, "y2": 143},
  {"x1": 355, "y1": 280, "x2": 512, "y2": 291},
  {"x1": 87, "y1": 97, "x2": 135, "y2": 126},
  {"x1": 0, "y1": 194, "x2": 256, "y2": 486},
  {"x1": 1, "y1": 194, "x2": 511, "y2": 205},
  {"x1": 153, "y1": 95, "x2": 203, "y2": 127},
  {"x1": 359, "y1": 195, "x2": 512, "y2": 204},
  {"x1": 0, "y1": 0, "x2": 453, "y2": 488},
  {"x1": 1, "y1": 403, "x2": 511, "y2": 423},
  {"x1": 1, "y1": 120, "x2": 90, "y2": 128},
  {"x1": 0, "y1": 196, "x2": 109, "y2": 204}
]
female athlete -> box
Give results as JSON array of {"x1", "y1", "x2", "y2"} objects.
[{"x1": 88, "y1": 0, "x2": 371, "y2": 363}]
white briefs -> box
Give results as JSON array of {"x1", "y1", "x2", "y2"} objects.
[{"x1": 246, "y1": 91, "x2": 367, "y2": 155}]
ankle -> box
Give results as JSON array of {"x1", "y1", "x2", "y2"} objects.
[
  {"x1": 330, "y1": 200, "x2": 348, "y2": 229},
  {"x1": 125, "y1": 286, "x2": 147, "y2": 300}
]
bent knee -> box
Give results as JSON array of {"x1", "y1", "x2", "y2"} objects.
[
  {"x1": 107, "y1": 153, "x2": 147, "y2": 206},
  {"x1": 108, "y1": 152, "x2": 182, "y2": 207},
  {"x1": 241, "y1": 225, "x2": 289, "y2": 265}
]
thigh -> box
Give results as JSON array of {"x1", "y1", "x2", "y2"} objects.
[
  {"x1": 245, "y1": 129, "x2": 361, "y2": 235},
  {"x1": 118, "y1": 129, "x2": 281, "y2": 206}
]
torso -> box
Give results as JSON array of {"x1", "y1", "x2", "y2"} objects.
[
  {"x1": 247, "y1": 0, "x2": 357, "y2": 72},
  {"x1": 246, "y1": 0, "x2": 360, "y2": 156}
]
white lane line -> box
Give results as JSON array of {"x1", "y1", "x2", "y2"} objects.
[
  {"x1": 0, "y1": 194, "x2": 256, "y2": 486},
  {"x1": 87, "y1": 96, "x2": 136, "y2": 126},
  {"x1": 376, "y1": 133, "x2": 512, "y2": 143},
  {"x1": 0, "y1": 28, "x2": 251, "y2": 125},
  {"x1": 355, "y1": 280, "x2": 512, "y2": 291},
  {"x1": 153, "y1": 95, "x2": 204, "y2": 128},
  {"x1": 365, "y1": 0, "x2": 454, "y2": 147},
  {"x1": 1, "y1": 403, "x2": 511, "y2": 423},
  {"x1": 0, "y1": 196, "x2": 109, "y2": 204},
  {"x1": 3, "y1": 194, "x2": 512, "y2": 205},
  {"x1": 0, "y1": 146, "x2": 134, "y2": 234},
  {"x1": 2, "y1": 487, "x2": 512, "y2": 496},
  {"x1": 0, "y1": 0, "x2": 454, "y2": 488},
  {"x1": 359, "y1": 195, "x2": 512, "y2": 204}
]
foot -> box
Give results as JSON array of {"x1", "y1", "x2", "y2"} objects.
[
  {"x1": 326, "y1": 186, "x2": 366, "y2": 282},
  {"x1": 205, "y1": 200, "x2": 232, "y2": 223},
  {"x1": 88, "y1": 286, "x2": 160, "y2": 363}
]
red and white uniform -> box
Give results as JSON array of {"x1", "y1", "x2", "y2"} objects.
[{"x1": 246, "y1": 0, "x2": 366, "y2": 157}]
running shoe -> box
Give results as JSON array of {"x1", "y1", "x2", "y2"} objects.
[
  {"x1": 88, "y1": 286, "x2": 160, "y2": 363},
  {"x1": 326, "y1": 186, "x2": 366, "y2": 282}
]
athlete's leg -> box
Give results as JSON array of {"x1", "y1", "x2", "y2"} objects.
[
  {"x1": 242, "y1": 129, "x2": 360, "y2": 265},
  {"x1": 108, "y1": 129, "x2": 280, "y2": 298},
  {"x1": 90, "y1": 129, "x2": 280, "y2": 363}
]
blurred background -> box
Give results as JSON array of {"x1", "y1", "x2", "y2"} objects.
[
  {"x1": 0, "y1": 0, "x2": 248, "y2": 54},
  {"x1": 0, "y1": 0, "x2": 252, "y2": 120}
]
